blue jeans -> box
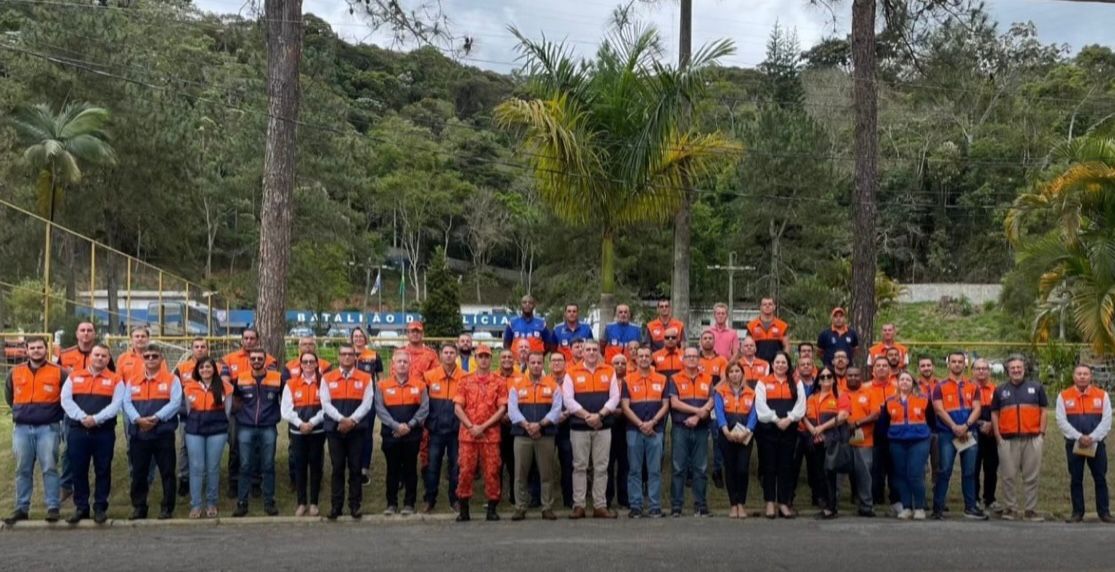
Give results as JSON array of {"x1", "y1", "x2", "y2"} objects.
[
  {"x1": 710, "y1": 422, "x2": 723, "y2": 475},
  {"x1": 890, "y1": 438, "x2": 930, "y2": 511},
  {"x1": 670, "y1": 425, "x2": 709, "y2": 511},
  {"x1": 66, "y1": 425, "x2": 115, "y2": 513},
  {"x1": 237, "y1": 425, "x2": 277, "y2": 505},
  {"x1": 186, "y1": 432, "x2": 228, "y2": 510},
  {"x1": 12, "y1": 423, "x2": 62, "y2": 512},
  {"x1": 424, "y1": 431, "x2": 459, "y2": 507},
  {"x1": 626, "y1": 429, "x2": 663, "y2": 512},
  {"x1": 933, "y1": 433, "x2": 978, "y2": 512}
]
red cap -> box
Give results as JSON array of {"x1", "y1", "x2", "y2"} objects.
[
  {"x1": 475, "y1": 344, "x2": 492, "y2": 356},
  {"x1": 831, "y1": 307, "x2": 846, "y2": 317}
]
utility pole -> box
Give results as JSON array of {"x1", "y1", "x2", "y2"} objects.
[{"x1": 706, "y1": 252, "x2": 753, "y2": 327}]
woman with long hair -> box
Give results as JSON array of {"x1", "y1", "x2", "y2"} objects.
[
  {"x1": 754, "y1": 351, "x2": 807, "y2": 518},
  {"x1": 714, "y1": 362, "x2": 757, "y2": 519},
  {"x1": 882, "y1": 371, "x2": 932, "y2": 520},
  {"x1": 802, "y1": 367, "x2": 850, "y2": 519},
  {"x1": 183, "y1": 357, "x2": 233, "y2": 518},
  {"x1": 280, "y1": 351, "x2": 327, "y2": 516}
]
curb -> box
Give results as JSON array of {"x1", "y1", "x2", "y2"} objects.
[{"x1": 0, "y1": 512, "x2": 460, "y2": 531}]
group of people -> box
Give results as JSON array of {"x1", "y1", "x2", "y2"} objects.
[{"x1": 4, "y1": 296, "x2": 1112, "y2": 525}]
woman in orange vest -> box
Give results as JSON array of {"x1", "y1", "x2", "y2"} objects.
[
  {"x1": 802, "y1": 367, "x2": 850, "y2": 519},
  {"x1": 881, "y1": 371, "x2": 932, "y2": 520},
  {"x1": 754, "y1": 352, "x2": 807, "y2": 518},
  {"x1": 183, "y1": 357, "x2": 233, "y2": 519},
  {"x1": 280, "y1": 352, "x2": 327, "y2": 517},
  {"x1": 714, "y1": 362, "x2": 757, "y2": 519}
]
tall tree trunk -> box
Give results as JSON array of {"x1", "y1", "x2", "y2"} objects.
[
  {"x1": 670, "y1": 0, "x2": 693, "y2": 328},
  {"x1": 599, "y1": 230, "x2": 617, "y2": 339},
  {"x1": 105, "y1": 252, "x2": 119, "y2": 336},
  {"x1": 256, "y1": 0, "x2": 303, "y2": 357},
  {"x1": 851, "y1": 0, "x2": 878, "y2": 365}
]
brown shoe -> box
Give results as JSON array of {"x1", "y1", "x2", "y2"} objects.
[
  {"x1": 422, "y1": 503, "x2": 435, "y2": 514},
  {"x1": 569, "y1": 507, "x2": 586, "y2": 519},
  {"x1": 541, "y1": 510, "x2": 557, "y2": 521},
  {"x1": 592, "y1": 508, "x2": 617, "y2": 519},
  {"x1": 511, "y1": 510, "x2": 526, "y2": 521}
]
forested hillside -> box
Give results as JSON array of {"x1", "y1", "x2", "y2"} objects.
[{"x1": 1, "y1": 1, "x2": 1113, "y2": 334}]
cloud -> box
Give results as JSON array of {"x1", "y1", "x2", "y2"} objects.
[{"x1": 195, "y1": 0, "x2": 1114, "y2": 73}]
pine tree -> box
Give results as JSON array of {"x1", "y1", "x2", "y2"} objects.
[{"x1": 420, "y1": 247, "x2": 463, "y2": 338}]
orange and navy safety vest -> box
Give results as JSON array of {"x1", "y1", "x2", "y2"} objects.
[
  {"x1": 117, "y1": 349, "x2": 168, "y2": 383},
  {"x1": 567, "y1": 363, "x2": 616, "y2": 430},
  {"x1": 885, "y1": 394, "x2": 931, "y2": 441},
  {"x1": 233, "y1": 370, "x2": 283, "y2": 427},
  {"x1": 992, "y1": 380, "x2": 1047, "y2": 439},
  {"x1": 323, "y1": 368, "x2": 374, "y2": 432},
  {"x1": 932, "y1": 378, "x2": 979, "y2": 433},
  {"x1": 509, "y1": 375, "x2": 561, "y2": 437},
  {"x1": 1059, "y1": 385, "x2": 1108, "y2": 439},
  {"x1": 622, "y1": 370, "x2": 668, "y2": 432},
  {"x1": 221, "y1": 349, "x2": 277, "y2": 380},
  {"x1": 183, "y1": 379, "x2": 232, "y2": 436},
  {"x1": 669, "y1": 370, "x2": 714, "y2": 428},
  {"x1": 652, "y1": 348, "x2": 683, "y2": 381},
  {"x1": 699, "y1": 354, "x2": 728, "y2": 385},
  {"x1": 10, "y1": 362, "x2": 66, "y2": 425},
  {"x1": 759, "y1": 374, "x2": 798, "y2": 419},
  {"x1": 126, "y1": 370, "x2": 179, "y2": 438},
  {"x1": 715, "y1": 382, "x2": 755, "y2": 430},
  {"x1": 746, "y1": 317, "x2": 788, "y2": 363},
  {"x1": 976, "y1": 381, "x2": 996, "y2": 422},
  {"x1": 645, "y1": 318, "x2": 685, "y2": 351},
  {"x1": 802, "y1": 390, "x2": 841, "y2": 433},
  {"x1": 67, "y1": 368, "x2": 120, "y2": 429},
  {"x1": 376, "y1": 376, "x2": 426, "y2": 442},
  {"x1": 739, "y1": 356, "x2": 771, "y2": 387},
  {"x1": 424, "y1": 366, "x2": 464, "y2": 435},
  {"x1": 58, "y1": 346, "x2": 114, "y2": 373},
  {"x1": 284, "y1": 356, "x2": 332, "y2": 380},
  {"x1": 355, "y1": 347, "x2": 382, "y2": 380},
  {"x1": 285, "y1": 374, "x2": 323, "y2": 433}
]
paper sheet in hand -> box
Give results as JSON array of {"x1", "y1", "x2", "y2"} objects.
[
  {"x1": 1073, "y1": 439, "x2": 1098, "y2": 458},
  {"x1": 731, "y1": 423, "x2": 753, "y2": 445},
  {"x1": 953, "y1": 435, "x2": 976, "y2": 453}
]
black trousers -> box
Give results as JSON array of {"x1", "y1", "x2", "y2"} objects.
[
  {"x1": 383, "y1": 438, "x2": 420, "y2": 508},
  {"x1": 718, "y1": 433, "x2": 753, "y2": 506},
  {"x1": 872, "y1": 431, "x2": 899, "y2": 506},
  {"x1": 557, "y1": 421, "x2": 574, "y2": 508},
  {"x1": 328, "y1": 430, "x2": 365, "y2": 512},
  {"x1": 975, "y1": 431, "x2": 999, "y2": 505},
  {"x1": 500, "y1": 422, "x2": 515, "y2": 503},
  {"x1": 756, "y1": 423, "x2": 798, "y2": 505},
  {"x1": 792, "y1": 433, "x2": 825, "y2": 507},
  {"x1": 291, "y1": 432, "x2": 325, "y2": 506},
  {"x1": 606, "y1": 421, "x2": 629, "y2": 508},
  {"x1": 129, "y1": 432, "x2": 176, "y2": 513}
]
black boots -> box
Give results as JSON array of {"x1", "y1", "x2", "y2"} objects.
[
  {"x1": 456, "y1": 502, "x2": 470, "y2": 522},
  {"x1": 486, "y1": 501, "x2": 500, "y2": 521}
]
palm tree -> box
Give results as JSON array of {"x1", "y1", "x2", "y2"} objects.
[
  {"x1": 1006, "y1": 134, "x2": 1115, "y2": 355},
  {"x1": 494, "y1": 13, "x2": 739, "y2": 329},
  {"x1": 10, "y1": 102, "x2": 116, "y2": 221}
]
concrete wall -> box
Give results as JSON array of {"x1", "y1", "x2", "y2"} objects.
[{"x1": 899, "y1": 283, "x2": 1002, "y2": 305}]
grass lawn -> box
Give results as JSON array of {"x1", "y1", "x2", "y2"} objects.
[{"x1": 0, "y1": 410, "x2": 1109, "y2": 521}]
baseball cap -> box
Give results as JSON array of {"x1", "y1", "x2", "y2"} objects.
[
  {"x1": 475, "y1": 344, "x2": 492, "y2": 356},
  {"x1": 831, "y1": 307, "x2": 846, "y2": 317}
]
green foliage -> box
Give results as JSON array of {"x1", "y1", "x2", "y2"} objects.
[
  {"x1": 420, "y1": 248, "x2": 462, "y2": 337},
  {"x1": 1036, "y1": 341, "x2": 1080, "y2": 391},
  {"x1": 3, "y1": 278, "x2": 64, "y2": 331}
]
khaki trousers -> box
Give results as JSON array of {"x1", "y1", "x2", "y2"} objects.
[
  {"x1": 571, "y1": 429, "x2": 611, "y2": 509},
  {"x1": 998, "y1": 436, "x2": 1043, "y2": 512},
  {"x1": 514, "y1": 435, "x2": 555, "y2": 511}
]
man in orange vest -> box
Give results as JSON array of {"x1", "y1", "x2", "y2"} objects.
[
  {"x1": 4, "y1": 337, "x2": 67, "y2": 525},
  {"x1": 668, "y1": 347, "x2": 715, "y2": 517},
  {"x1": 507, "y1": 351, "x2": 562, "y2": 520},
  {"x1": 990, "y1": 355, "x2": 1048, "y2": 521},
  {"x1": 737, "y1": 337, "x2": 770, "y2": 388},
  {"x1": 230, "y1": 348, "x2": 283, "y2": 517},
  {"x1": 56, "y1": 321, "x2": 115, "y2": 509},
  {"x1": 122, "y1": 345, "x2": 182, "y2": 520},
  {"x1": 375, "y1": 351, "x2": 429, "y2": 516},
  {"x1": 971, "y1": 359, "x2": 1000, "y2": 514},
  {"x1": 746, "y1": 297, "x2": 790, "y2": 363},
  {"x1": 645, "y1": 299, "x2": 685, "y2": 351},
  {"x1": 845, "y1": 367, "x2": 878, "y2": 516},
  {"x1": 1056, "y1": 364, "x2": 1113, "y2": 523},
  {"x1": 221, "y1": 327, "x2": 277, "y2": 499},
  {"x1": 651, "y1": 327, "x2": 684, "y2": 381},
  {"x1": 423, "y1": 343, "x2": 465, "y2": 513},
  {"x1": 453, "y1": 345, "x2": 507, "y2": 522},
  {"x1": 321, "y1": 343, "x2": 375, "y2": 519},
  {"x1": 563, "y1": 340, "x2": 620, "y2": 519},
  {"x1": 868, "y1": 323, "x2": 909, "y2": 370},
  {"x1": 60, "y1": 344, "x2": 123, "y2": 524},
  {"x1": 931, "y1": 352, "x2": 985, "y2": 520},
  {"x1": 621, "y1": 346, "x2": 670, "y2": 518}
]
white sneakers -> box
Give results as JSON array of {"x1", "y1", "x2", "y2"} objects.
[
  {"x1": 913, "y1": 509, "x2": 926, "y2": 520},
  {"x1": 897, "y1": 508, "x2": 913, "y2": 520}
]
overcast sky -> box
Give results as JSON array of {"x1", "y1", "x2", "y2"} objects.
[{"x1": 197, "y1": 0, "x2": 1113, "y2": 72}]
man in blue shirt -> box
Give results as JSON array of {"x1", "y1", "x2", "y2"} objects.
[
  {"x1": 603, "y1": 304, "x2": 641, "y2": 362},
  {"x1": 503, "y1": 295, "x2": 551, "y2": 354},
  {"x1": 817, "y1": 307, "x2": 860, "y2": 367},
  {"x1": 553, "y1": 303, "x2": 594, "y2": 362}
]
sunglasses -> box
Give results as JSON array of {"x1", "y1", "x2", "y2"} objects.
[
  {"x1": 819, "y1": 374, "x2": 834, "y2": 379},
  {"x1": 249, "y1": 357, "x2": 265, "y2": 362},
  {"x1": 142, "y1": 354, "x2": 160, "y2": 360},
  {"x1": 664, "y1": 336, "x2": 678, "y2": 340},
  {"x1": 301, "y1": 360, "x2": 318, "y2": 365},
  {"x1": 339, "y1": 352, "x2": 355, "y2": 357}
]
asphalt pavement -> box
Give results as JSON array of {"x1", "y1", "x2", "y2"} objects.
[{"x1": 0, "y1": 514, "x2": 1112, "y2": 571}]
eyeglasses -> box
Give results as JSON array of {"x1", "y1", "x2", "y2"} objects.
[
  {"x1": 142, "y1": 354, "x2": 160, "y2": 360},
  {"x1": 339, "y1": 352, "x2": 355, "y2": 357},
  {"x1": 249, "y1": 357, "x2": 265, "y2": 362},
  {"x1": 301, "y1": 360, "x2": 317, "y2": 365},
  {"x1": 819, "y1": 374, "x2": 834, "y2": 379}
]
